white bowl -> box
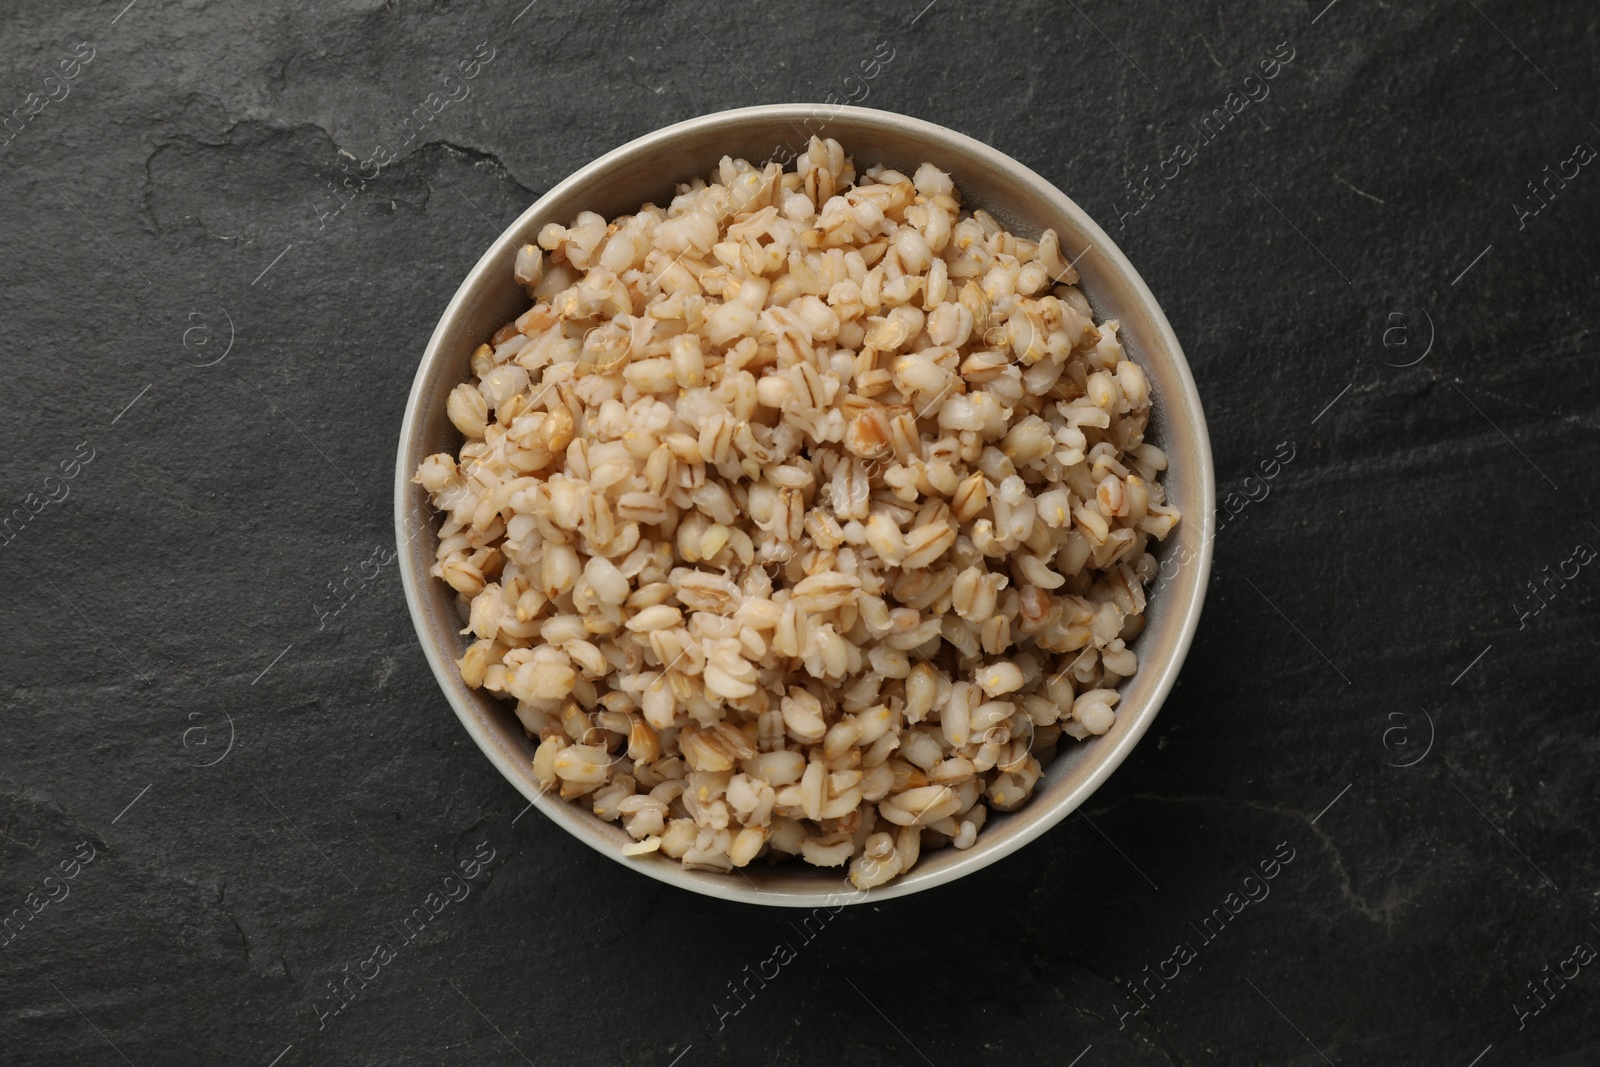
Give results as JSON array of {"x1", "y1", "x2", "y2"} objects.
[{"x1": 395, "y1": 104, "x2": 1215, "y2": 907}]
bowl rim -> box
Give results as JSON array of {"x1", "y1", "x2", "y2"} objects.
[{"x1": 395, "y1": 103, "x2": 1214, "y2": 907}]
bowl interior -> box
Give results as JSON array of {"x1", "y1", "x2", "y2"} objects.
[{"x1": 396, "y1": 105, "x2": 1213, "y2": 907}]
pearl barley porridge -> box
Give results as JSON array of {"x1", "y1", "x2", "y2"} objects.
[{"x1": 414, "y1": 137, "x2": 1180, "y2": 889}]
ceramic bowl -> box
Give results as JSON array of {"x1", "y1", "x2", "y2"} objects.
[{"x1": 395, "y1": 104, "x2": 1214, "y2": 906}]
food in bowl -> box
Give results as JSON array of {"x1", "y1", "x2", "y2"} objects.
[{"x1": 413, "y1": 136, "x2": 1180, "y2": 888}]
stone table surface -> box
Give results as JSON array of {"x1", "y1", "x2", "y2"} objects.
[{"x1": 2, "y1": 1, "x2": 1598, "y2": 1065}]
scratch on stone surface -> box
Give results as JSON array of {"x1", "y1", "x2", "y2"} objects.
[
  {"x1": 1042, "y1": 980, "x2": 1111, "y2": 1030},
  {"x1": 1401, "y1": 356, "x2": 1599, "y2": 435},
  {"x1": 227, "y1": 909, "x2": 252, "y2": 967},
  {"x1": 1029, "y1": 959, "x2": 1113, "y2": 1024},
  {"x1": 425, "y1": 138, "x2": 533, "y2": 191},
  {"x1": 1198, "y1": 33, "x2": 1224, "y2": 69},
  {"x1": 1092, "y1": 792, "x2": 1394, "y2": 927},
  {"x1": 1028, "y1": 957, "x2": 1189, "y2": 1065},
  {"x1": 1304, "y1": 806, "x2": 1395, "y2": 929},
  {"x1": 633, "y1": 884, "x2": 670, "y2": 931},
  {"x1": 214, "y1": 879, "x2": 250, "y2": 964},
  {"x1": 1470, "y1": 379, "x2": 1600, "y2": 435},
  {"x1": 1333, "y1": 173, "x2": 1385, "y2": 204},
  {"x1": 623, "y1": 68, "x2": 671, "y2": 99}
]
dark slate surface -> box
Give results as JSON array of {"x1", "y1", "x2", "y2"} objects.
[{"x1": 2, "y1": 0, "x2": 1597, "y2": 1064}]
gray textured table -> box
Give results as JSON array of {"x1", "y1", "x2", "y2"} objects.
[{"x1": 3, "y1": 1, "x2": 1597, "y2": 1065}]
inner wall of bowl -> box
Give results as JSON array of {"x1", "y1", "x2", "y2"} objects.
[{"x1": 401, "y1": 106, "x2": 1211, "y2": 904}]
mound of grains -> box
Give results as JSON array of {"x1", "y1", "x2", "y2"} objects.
[{"x1": 415, "y1": 137, "x2": 1180, "y2": 888}]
